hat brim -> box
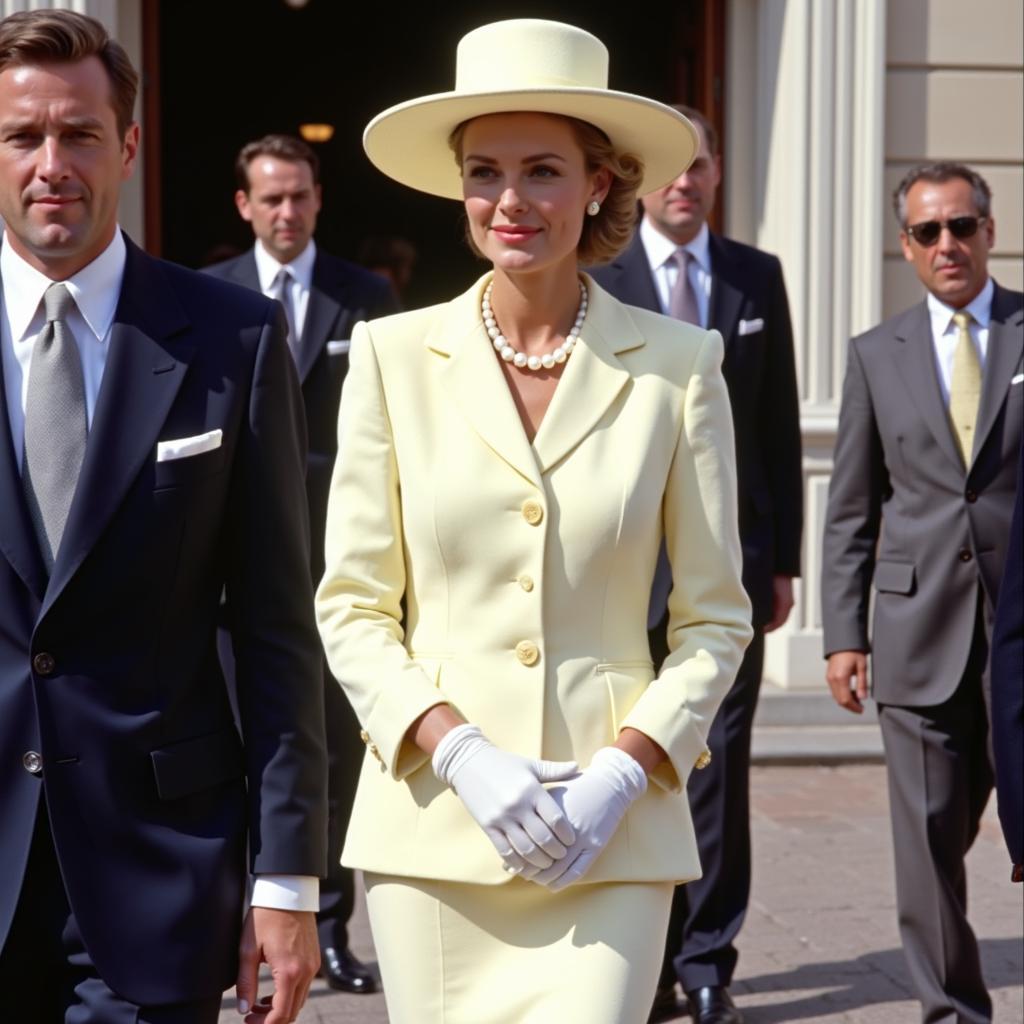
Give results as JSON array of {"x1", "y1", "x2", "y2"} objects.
[{"x1": 363, "y1": 88, "x2": 698, "y2": 200}]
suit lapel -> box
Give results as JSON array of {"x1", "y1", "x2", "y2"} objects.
[
  {"x1": 0, "y1": 316, "x2": 48, "y2": 598},
  {"x1": 42, "y1": 241, "x2": 194, "y2": 615},
  {"x1": 432, "y1": 278, "x2": 543, "y2": 491},
  {"x1": 298, "y1": 256, "x2": 342, "y2": 382},
  {"x1": 602, "y1": 233, "x2": 661, "y2": 311},
  {"x1": 973, "y1": 283, "x2": 1024, "y2": 464},
  {"x1": 707, "y1": 233, "x2": 743, "y2": 343},
  {"x1": 532, "y1": 276, "x2": 637, "y2": 474}
]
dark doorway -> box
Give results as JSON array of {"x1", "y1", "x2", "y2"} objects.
[{"x1": 150, "y1": 1, "x2": 723, "y2": 308}]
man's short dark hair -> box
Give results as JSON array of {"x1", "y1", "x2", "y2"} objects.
[
  {"x1": 892, "y1": 162, "x2": 992, "y2": 227},
  {"x1": 0, "y1": 9, "x2": 138, "y2": 137},
  {"x1": 673, "y1": 105, "x2": 719, "y2": 158},
  {"x1": 235, "y1": 135, "x2": 321, "y2": 192}
]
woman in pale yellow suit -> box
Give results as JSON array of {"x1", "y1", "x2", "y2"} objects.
[{"x1": 315, "y1": 18, "x2": 753, "y2": 1024}]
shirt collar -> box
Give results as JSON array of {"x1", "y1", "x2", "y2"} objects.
[
  {"x1": 639, "y1": 217, "x2": 711, "y2": 275},
  {"x1": 926, "y1": 276, "x2": 994, "y2": 333},
  {"x1": 1, "y1": 228, "x2": 126, "y2": 343},
  {"x1": 254, "y1": 238, "x2": 316, "y2": 293}
]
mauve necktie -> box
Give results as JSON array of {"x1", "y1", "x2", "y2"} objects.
[
  {"x1": 949, "y1": 309, "x2": 983, "y2": 466},
  {"x1": 273, "y1": 268, "x2": 300, "y2": 364},
  {"x1": 22, "y1": 283, "x2": 88, "y2": 570},
  {"x1": 669, "y1": 248, "x2": 700, "y2": 325}
]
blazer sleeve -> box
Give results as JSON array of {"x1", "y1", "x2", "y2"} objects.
[
  {"x1": 620, "y1": 329, "x2": 754, "y2": 792},
  {"x1": 761, "y1": 256, "x2": 803, "y2": 577},
  {"x1": 225, "y1": 302, "x2": 328, "y2": 877},
  {"x1": 316, "y1": 321, "x2": 446, "y2": 780},
  {"x1": 821, "y1": 338, "x2": 887, "y2": 656}
]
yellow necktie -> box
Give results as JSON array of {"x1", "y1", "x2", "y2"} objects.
[{"x1": 949, "y1": 310, "x2": 982, "y2": 466}]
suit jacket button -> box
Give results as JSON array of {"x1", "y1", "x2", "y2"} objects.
[
  {"x1": 965, "y1": 490, "x2": 978, "y2": 503},
  {"x1": 518, "y1": 574, "x2": 535, "y2": 592},
  {"x1": 33, "y1": 653, "x2": 55, "y2": 676},
  {"x1": 23, "y1": 751, "x2": 43, "y2": 775},
  {"x1": 959, "y1": 549, "x2": 973, "y2": 563},
  {"x1": 521, "y1": 500, "x2": 544, "y2": 525},
  {"x1": 515, "y1": 641, "x2": 540, "y2": 666}
]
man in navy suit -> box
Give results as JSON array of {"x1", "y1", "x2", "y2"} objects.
[
  {"x1": 592, "y1": 106, "x2": 802, "y2": 1024},
  {"x1": 0, "y1": 12, "x2": 326, "y2": 1023},
  {"x1": 207, "y1": 134, "x2": 398, "y2": 995},
  {"x1": 991, "y1": 438, "x2": 1023, "y2": 884}
]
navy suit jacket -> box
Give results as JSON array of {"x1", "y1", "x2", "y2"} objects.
[
  {"x1": 0, "y1": 238, "x2": 327, "y2": 1003},
  {"x1": 205, "y1": 247, "x2": 398, "y2": 583},
  {"x1": 992, "y1": 435, "x2": 1024, "y2": 868},
  {"x1": 592, "y1": 229, "x2": 803, "y2": 625}
]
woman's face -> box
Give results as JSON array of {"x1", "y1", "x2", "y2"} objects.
[{"x1": 461, "y1": 112, "x2": 609, "y2": 277}]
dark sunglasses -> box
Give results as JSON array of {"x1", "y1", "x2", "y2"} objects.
[{"x1": 905, "y1": 216, "x2": 987, "y2": 246}]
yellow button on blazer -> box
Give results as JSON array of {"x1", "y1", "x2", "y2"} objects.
[{"x1": 316, "y1": 273, "x2": 753, "y2": 886}]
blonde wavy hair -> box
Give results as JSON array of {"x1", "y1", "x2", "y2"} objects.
[{"x1": 448, "y1": 115, "x2": 644, "y2": 266}]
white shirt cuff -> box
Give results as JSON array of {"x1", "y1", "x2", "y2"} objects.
[{"x1": 250, "y1": 875, "x2": 320, "y2": 912}]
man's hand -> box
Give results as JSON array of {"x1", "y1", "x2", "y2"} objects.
[
  {"x1": 764, "y1": 575, "x2": 795, "y2": 633},
  {"x1": 236, "y1": 907, "x2": 319, "y2": 1023},
  {"x1": 826, "y1": 650, "x2": 869, "y2": 713}
]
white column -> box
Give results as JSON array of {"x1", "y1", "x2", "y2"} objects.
[
  {"x1": 0, "y1": 0, "x2": 145, "y2": 246},
  {"x1": 727, "y1": 0, "x2": 887, "y2": 688}
]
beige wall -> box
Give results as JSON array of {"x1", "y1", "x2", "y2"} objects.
[{"x1": 883, "y1": 0, "x2": 1024, "y2": 316}]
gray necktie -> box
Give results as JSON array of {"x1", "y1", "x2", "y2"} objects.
[
  {"x1": 273, "y1": 268, "x2": 300, "y2": 364},
  {"x1": 22, "y1": 283, "x2": 88, "y2": 570},
  {"x1": 669, "y1": 249, "x2": 700, "y2": 325}
]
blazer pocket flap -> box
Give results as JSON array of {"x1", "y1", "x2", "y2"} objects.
[
  {"x1": 156, "y1": 429, "x2": 223, "y2": 462},
  {"x1": 151, "y1": 727, "x2": 243, "y2": 800},
  {"x1": 326, "y1": 339, "x2": 351, "y2": 356},
  {"x1": 873, "y1": 560, "x2": 916, "y2": 595}
]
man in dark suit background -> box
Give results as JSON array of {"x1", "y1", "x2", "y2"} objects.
[
  {"x1": 991, "y1": 438, "x2": 1023, "y2": 885},
  {"x1": 823, "y1": 163, "x2": 1022, "y2": 1022},
  {"x1": 592, "y1": 106, "x2": 803, "y2": 1024},
  {"x1": 207, "y1": 134, "x2": 398, "y2": 995},
  {"x1": 0, "y1": 11, "x2": 326, "y2": 1023}
]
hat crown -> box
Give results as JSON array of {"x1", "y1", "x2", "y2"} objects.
[{"x1": 455, "y1": 19, "x2": 609, "y2": 93}]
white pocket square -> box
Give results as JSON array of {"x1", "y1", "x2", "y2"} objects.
[
  {"x1": 326, "y1": 339, "x2": 351, "y2": 356},
  {"x1": 156, "y1": 429, "x2": 223, "y2": 463},
  {"x1": 1012, "y1": 373, "x2": 1024, "y2": 385},
  {"x1": 738, "y1": 317, "x2": 764, "y2": 336}
]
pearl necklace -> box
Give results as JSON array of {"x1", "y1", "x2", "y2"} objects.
[{"x1": 483, "y1": 280, "x2": 588, "y2": 372}]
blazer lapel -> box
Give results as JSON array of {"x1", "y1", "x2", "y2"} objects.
[
  {"x1": 973, "y1": 283, "x2": 1024, "y2": 464},
  {"x1": 298, "y1": 257, "x2": 342, "y2": 382},
  {"x1": 0, "y1": 321, "x2": 48, "y2": 598},
  {"x1": 708, "y1": 233, "x2": 743, "y2": 343},
  {"x1": 892, "y1": 302, "x2": 965, "y2": 472},
  {"x1": 43, "y1": 241, "x2": 194, "y2": 615},
  {"x1": 532, "y1": 275, "x2": 637, "y2": 474},
  {"x1": 432, "y1": 278, "x2": 543, "y2": 492}
]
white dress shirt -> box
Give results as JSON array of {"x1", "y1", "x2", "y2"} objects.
[
  {"x1": 254, "y1": 237, "x2": 316, "y2": 342},
  {"x1": 0, "y1": 229, "x2": 317, "y2": 913},
  {"x1": 926, "y1": 277, "x2": 993, "y2": 405},
  {"x1": 639, "y1": 217, "x2": 713, "y2": 328}
]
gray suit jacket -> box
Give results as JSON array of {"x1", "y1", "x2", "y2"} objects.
[{"x1": 822, "y1": 282, "x2": 1023, "y2": 706}]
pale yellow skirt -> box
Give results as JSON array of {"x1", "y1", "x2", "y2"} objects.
[{"x1": 364, "y1": 873, "x2": 673, "y2": 1024}]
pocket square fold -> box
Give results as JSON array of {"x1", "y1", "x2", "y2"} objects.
[
  {"x1": 1012, "y1": 373, "x2": 1023, "y2": 385},
  {"x1": 156, "y1": 429, "x2": 223, "y2": 463},
  {"x1": 326, "y1": 339, "x2": 351, "y2": 356},
  {"x1": 738, "y1": 317, "x2": 764, "y2": 336}
]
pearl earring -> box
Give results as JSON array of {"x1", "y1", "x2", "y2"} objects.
[{"x1": 587, "y1": 200, "x2": 601, "y2": 216}]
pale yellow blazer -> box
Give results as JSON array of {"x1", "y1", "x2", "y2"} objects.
[{"x1": 316, "y1": 273, "x2": 753, "y2": 886}]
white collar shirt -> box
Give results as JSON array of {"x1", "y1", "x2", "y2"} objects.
[
  {"x1": 639, "y1": 217, "x2": 712, "y2": 328},
  {"x1": 253, "y1": 238, "x2": 316, "y2": 342},
  {"x1": 926, "y1": 276, "x2": 993, "y2": 405},
  {"x1": 1, "y1": 229, "x2": 126, "y2": 470}
]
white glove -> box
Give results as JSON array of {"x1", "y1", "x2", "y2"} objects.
[
  {"x1": 433, "y1": 724, "x2": 578, "y2": 874},
  {"x1": 530, "y1": 746, "x2": 647, "y2": 891}
]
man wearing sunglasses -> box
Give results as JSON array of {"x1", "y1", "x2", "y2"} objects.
[{"x1": 822, "y1": 162, "x2": 1022, "y2": 1023}]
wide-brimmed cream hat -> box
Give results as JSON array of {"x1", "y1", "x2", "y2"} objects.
[{"x1": 363, "y1": 19, "x2": 698, "y2": 200}]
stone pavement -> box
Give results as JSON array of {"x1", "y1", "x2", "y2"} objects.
[{"x1": 219, "y1": 765, "x2": 1023, "y2": 1023}]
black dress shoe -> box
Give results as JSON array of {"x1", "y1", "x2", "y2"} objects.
[
  {"x1": 648, "y1": 982, "x2": 683, "y2": 1022},
  {"x1": 320, "y1": 946, "x2": 379, "y2": 994},
  {"x1": 685, "y1": 986, "x2": 743, "y2": 1024}
]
